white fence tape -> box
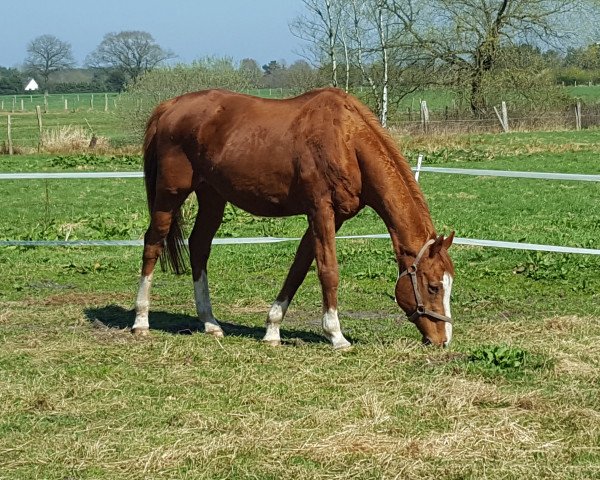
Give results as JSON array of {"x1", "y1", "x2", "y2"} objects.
[
  {"x1": 1, "y1": 168, "x2": 600, "y2": 181},
  {"x1": 417, "y1": 167, "x2": 600, "y2": 182},
  {"x1": 0, "y1": 171, "x2": 143, "y2": 180},
  {"x1": 1, "y1": 235, "x2": 600, "y2": 255}
]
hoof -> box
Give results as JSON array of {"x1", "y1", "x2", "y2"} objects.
[
  {"x1": 263, "y1": 339, "x2": 282, "y2": 347},
  {"x1": 332, "y1": 339, "x2": 352, "y2": 351},
  {"x1": 131, "y1": 327, "x2": 150, "y2": 337},
  {"x1": 205, "y1": 329, "x2": 224, "y2": 338}
]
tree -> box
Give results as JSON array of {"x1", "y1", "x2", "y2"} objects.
[
  {"x1": 239, "y1": 58, "x2": 263, "y2": 87},
  {"x1": 86, "y1": 31, "x2": 175, "y2": 84},
  {"x1": 386, "y1": 0, "x2": 595, "y2": 112},
  {"x1": 290, "y1": 0, "x2": 345, "y2": 88},
  {"x1": 286, "y1": 60, "x2": 325, "y2": 93},
  {"x1": 261, "y1": 60, "x2": 288, "y2": 88},
  {"x1": 24, "y1": 35, "x2": 75, "y2": 90},
  {"x1": 119, "y1": 57, "x2": 259, "y2": 136}
]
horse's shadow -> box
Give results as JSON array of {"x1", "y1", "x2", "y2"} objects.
[{"x1": 84, "y1": 304, "x2": 328, "y2": 345}]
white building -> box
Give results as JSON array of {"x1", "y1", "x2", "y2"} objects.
[{"x1": 24, "y1": 78, "x2": 39, "y2": 91}]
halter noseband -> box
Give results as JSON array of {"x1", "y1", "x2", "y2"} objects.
[{"x1": 398, "y1": 238, "x2": 453, "y2": 325}]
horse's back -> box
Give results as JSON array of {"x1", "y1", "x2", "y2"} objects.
[{"x1": 149, "y1": 88, "x2": 366, "y2": 217}]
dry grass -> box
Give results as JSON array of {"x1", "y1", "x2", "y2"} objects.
[
  {"x1": 0, "y1": 293, "x2": 598, "y2": 479},
  {"x1": 391, "y1": 129, "x2": 600, "y2": 157},
  {"x1": 41, "y1": 125, "x2": 111, "y2": 154}
]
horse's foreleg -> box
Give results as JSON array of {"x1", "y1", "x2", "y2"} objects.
[
  {"x1": 263, "y1": 229, "x2": 315, "y2": 346},
  {"x1": 133, "y1": 194, "x2": 189, "y2": 335},
  {"x1": 310, "y1": 208, "x2": 351, "y2": 350},
  {"x1": 189, "y1": 186, "x2": 227, "y2": 337}
]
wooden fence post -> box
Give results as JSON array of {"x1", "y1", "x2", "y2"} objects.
[
  {"x1": 36, "y1": 106, "x2": 43, "y2": 152},
  {"x1": 43, "y1": 93, "x2": 48, "y2": 113},
  {"x1": 494, "y1": 101, "x2": 509, "y2": 132},
  {"x1": 420, "y1": 100, "x2": 429, "y2": 133},
  {"x1": 90, "y1": 94, "x2": 94, "y2": 110},
  {"x1": 64, "y1": 99, "x2": 68, "y2": 111},
  {"x1": 7, "y1": 115, "x2": 13, "y2": 155},
  {"x1": 20, "y1": 99, "x2": 24, "y2": 111},
  {"x1": 575, "y1": 102, "x2": 582, "y2": 131},
  {"x1": 104, "y1": 93, "x2": 108, "y2": 112}
]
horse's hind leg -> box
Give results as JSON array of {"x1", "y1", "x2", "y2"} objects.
[
  {"x1": 133, "y1": 189, "x2": 191, "y2": 335},
  {"x1": 189, "y1": 184, "x2": 227, "y2": 336}
]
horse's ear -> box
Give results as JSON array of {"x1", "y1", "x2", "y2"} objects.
[
  {"x1": 430, "y1": 235, "x2": 445, "y2": 257},
  {"x1": 443, "y1": 231, "x2": 455, "y2": 250},
  {"x1": 430, "y1": 231, "x2": 455, "y2": 257}
]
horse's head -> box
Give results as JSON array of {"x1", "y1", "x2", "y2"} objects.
[{"x1": 395, "y1": 233, "x2": 455, "y2": 347}]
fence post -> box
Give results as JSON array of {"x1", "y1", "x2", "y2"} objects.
[
  {"x1": 502, "y1": 101, "x2": 509, "y2": 132},
  {"x1": 7, "y1": 114, "x2": 13, "y2": 155},
  {"x1": 20, "y1": 99, "x2": 24, "y2": 112},
  {"x1": 90, "y1": 94, "x2": 94, "y2": 110},
  {"x1": 104, "y1": 93, "x2": 108, "y2": 112},
  {"x1": 494, "y1": 101, "x2": 509, "y2": 132},
  {"x1": 36, "y1": 106, "x2": 43, "y2": 153},
  {"x1": 420, "y1": 100, "x2": 429, "y2": 134},
  {"x1": 64, "y1": 99, "x2": 68, "y2": 111},
  {"x1": 575, "y1": 102, "x2": 582, "y2": 131},
  {"x1": 44, "y1": 93, "x2": 48, "y2": 113},
  {"x1": 414, "y1": 154, "x2": 424, "y2": 182}
]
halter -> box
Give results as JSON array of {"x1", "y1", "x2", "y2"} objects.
[{"x1": 398, "y1": 238, "x2": 453, "y2": 325}]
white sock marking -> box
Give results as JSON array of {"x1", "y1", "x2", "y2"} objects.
[
  {"x1": 322, "y1": 308, "x2": 351, "y2": 349},
  {"x1": 264, "y1": 299, "x2": 289, "y2": 343},
  {"x1": 194, "y1": 271, "x2": 223, "y2": 335},
  {"x1": 133, "y1": 274, "x2": 153, "y2": 330},
  {"x1": 442, "y1": 272, "x2": 453, "y2": 346}
]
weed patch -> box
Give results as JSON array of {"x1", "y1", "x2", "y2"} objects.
[{"x1": 464, "y1": 344, "x2": 553, "y2": 376}]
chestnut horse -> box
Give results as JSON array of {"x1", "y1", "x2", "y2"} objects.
[{"x1": 133, "y1": 88, "x2": 455, "y2": 348}]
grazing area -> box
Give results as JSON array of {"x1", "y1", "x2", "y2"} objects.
[{"x1": 1, "y1": 130, "x2": 599, "y2": 478}]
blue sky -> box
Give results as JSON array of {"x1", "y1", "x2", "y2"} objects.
[{"x1": 1, "y1": 0, "x2": 305, "y2": 68}]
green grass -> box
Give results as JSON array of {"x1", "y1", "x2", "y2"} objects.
[
  {"x1": 565, "y1": 84, "x2": 600, "y2": 102},
  {"x1": 0, "y1": 93, "x2": 133, "y2": 149},
  {"x1": 0, "y1": 130, "x2": 599, "y2": 478}
]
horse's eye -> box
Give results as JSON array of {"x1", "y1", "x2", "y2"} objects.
[{"x1": 428, "y1": 284, "x2": 441, "y2": 295}]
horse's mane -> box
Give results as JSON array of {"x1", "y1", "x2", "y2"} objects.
[{"x1": 345, "y1": 92, "x2": 433, "y2": 225}]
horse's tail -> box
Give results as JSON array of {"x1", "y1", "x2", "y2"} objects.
[{"x1": 143, "y1": 99, "x2": 187, "y2": 274}]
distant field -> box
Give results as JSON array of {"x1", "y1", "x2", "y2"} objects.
[{"x1": 1, "y1": 84, "x2": 599, "y2": 152}]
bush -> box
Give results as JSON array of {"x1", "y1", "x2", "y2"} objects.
[{"x1": 117, "y1": 58, "x2": 260, "y2": 137}]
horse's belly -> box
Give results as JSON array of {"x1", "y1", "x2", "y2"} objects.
[{"x1": 200, "y1": 174, "x2": 301, "y2": 217}]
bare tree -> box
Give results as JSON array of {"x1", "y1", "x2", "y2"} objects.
[
  {"x1": 290, "y1": 0, "x2": 345, "y2": 87},
  {"x1": 386, "y1": 0, "x2": 595, "y2": 112},
  {"x1": 347, "y1": 0, "x2": 429, "y2": 126},
  {"x1": 24, "y1": 35, "x2": 75, "y2": 90},
  {"x1": 86, "y1": 31, "x2": 175, "y2": 84}
]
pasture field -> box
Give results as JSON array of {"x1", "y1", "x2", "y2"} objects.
[
  {"x1": 1, "y1": 130, "x2": 600, "y2": 479},
  {"x1": 0, "y1": 93, "x2": 131, "y2": 151},
  {"x1": 2, "y1": 84, "x2": 600, "y2": 153}
]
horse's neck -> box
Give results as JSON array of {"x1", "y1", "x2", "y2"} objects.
[{"x1": 362, "y1": 146, "x2": 435, "y2": 260}]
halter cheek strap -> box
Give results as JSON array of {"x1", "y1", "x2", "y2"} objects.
[{"x1": 398, "y1": 238, "x2": 453, "y2": 325}]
